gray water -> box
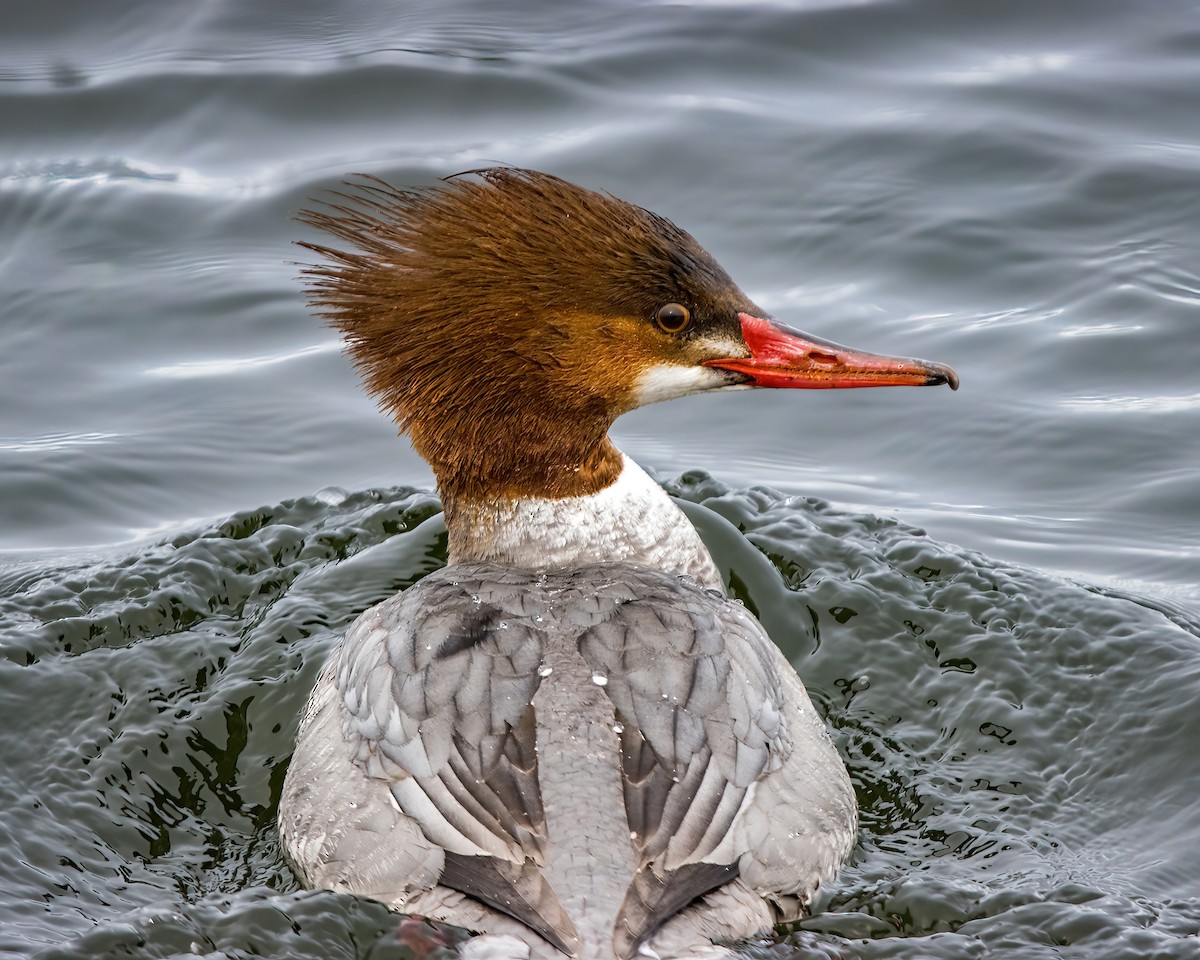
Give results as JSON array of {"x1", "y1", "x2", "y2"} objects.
[{"x1": 2, "y1": 1, "x2": 1199, "y2": 957}]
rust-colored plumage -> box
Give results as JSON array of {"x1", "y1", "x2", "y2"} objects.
[{"x1": 298, "y1": 168, "x2": 758, "y2": 511}]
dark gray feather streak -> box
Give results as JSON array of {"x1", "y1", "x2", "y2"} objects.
[
  {"x1": 441, "y1": 853, "x2": 581, "y2": 955},
  {"x1": 614, "y1": 861, "x2": 740, "y2": 959}
]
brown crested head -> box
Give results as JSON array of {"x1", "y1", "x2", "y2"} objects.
[
  {"x1": 298, "y1": 168, "x2": 761, "y2": 506},
  {"x1": 299, "y1": 167, "x2": 958, "y2": 508}
]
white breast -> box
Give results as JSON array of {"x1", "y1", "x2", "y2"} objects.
[{"x1": 446, "y1": 454, "x2": 723, "y2": 591}]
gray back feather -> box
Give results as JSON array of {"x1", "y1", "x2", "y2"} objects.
[{"x1": 335, "y1": 563, "x2": 793, "y2": 957}]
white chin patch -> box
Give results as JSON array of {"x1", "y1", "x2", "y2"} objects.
[{"x1": 632, "y1": 363, "x2": 732, "y2": 406}]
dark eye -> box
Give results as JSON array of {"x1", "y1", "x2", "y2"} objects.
[{"x1": 655, "y1": 303, "x2": 692, "y2": 334}]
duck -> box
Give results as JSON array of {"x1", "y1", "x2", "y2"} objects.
[{"x1": 279, "y1": 168, "x2": 958, "y2": 960}]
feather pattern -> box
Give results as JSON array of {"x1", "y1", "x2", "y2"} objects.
[
  {"x1": 572, "y1": 574, "x2": 790, "y2": 951},
  {"x1": 280, "y1": 561, "x2": 855, "y2": 957}
]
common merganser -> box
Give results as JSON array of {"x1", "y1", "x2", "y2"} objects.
[{"x1": 279, "y1": 169, "x2": 958, "y2": 959}]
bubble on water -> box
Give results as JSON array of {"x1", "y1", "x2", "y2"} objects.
[{"x1": 315, "y1": 486, "x2": 349, "y2": 506}]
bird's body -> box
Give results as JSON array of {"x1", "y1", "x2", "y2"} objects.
[{"x1": 279, "y1": 169, "x2": 957, "y2": 958}]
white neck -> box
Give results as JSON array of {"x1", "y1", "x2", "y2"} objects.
[{"x1": 445, "y1": 454, "x2": 723, "y2": 591}]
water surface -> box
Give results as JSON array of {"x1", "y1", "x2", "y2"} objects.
[{"x1": 2, "y1": 1, "x2": 1198, "y2": 957}]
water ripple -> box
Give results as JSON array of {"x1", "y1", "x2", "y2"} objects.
[
  {"x1": 144, "y1": 341, "x2": 340, "y2": 380},
  {"x1": 0, "y1": 432, "x2": 121, "y2": 453},
  {"x1": 1061, "y1": 392, "x2": 1200, "y2": 414}
]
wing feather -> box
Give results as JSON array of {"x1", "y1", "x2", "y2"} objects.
[
  {"x1": 614, "y1": 861, "x2": 740, "y2": 959},
  {"x1": 327, "y1": 562, "x2": 842, "y2": 956},
  {"x1": 577, "y1": 571, "x2": 791, "y2": 952},
  {"x1": 336, "y1": 571, "x2": 577, "y2": 949}
]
